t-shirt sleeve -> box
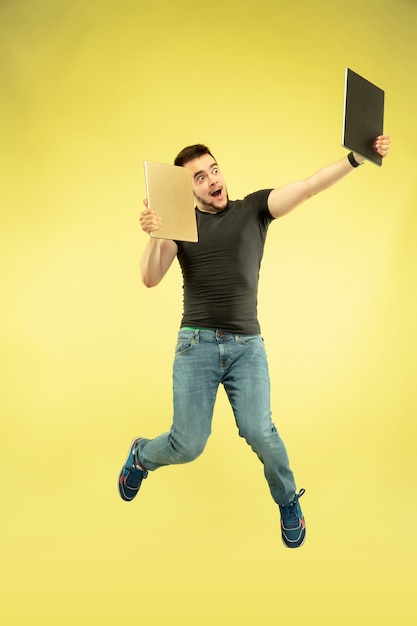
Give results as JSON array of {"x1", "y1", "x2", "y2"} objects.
[{"x1": 243, "y1": 189, "x2": 274, "y2": 227}]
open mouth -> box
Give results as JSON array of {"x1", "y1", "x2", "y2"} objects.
[{"x1": 210, "y1": 189, "x2": 222, "y2": 198}]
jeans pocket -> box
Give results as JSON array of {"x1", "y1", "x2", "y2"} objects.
[
  {"x1": 238, "y1": 335, "x2": 265, "y2": 351},
  {"x1": 175, "y1": 337, "x2": 194, "y2": 355}
]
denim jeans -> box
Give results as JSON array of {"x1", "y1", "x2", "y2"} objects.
[{"x1": 137, "y1": 328, "x2": 296, "y2": 506}]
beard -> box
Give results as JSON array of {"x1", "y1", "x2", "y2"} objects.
[{"x1": 194, "y1": 190, "x2": 229, "y2": 214}]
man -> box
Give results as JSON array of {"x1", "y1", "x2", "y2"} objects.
[{"x1": 118, "y1": 136, "x2": 391, "y2": 548}]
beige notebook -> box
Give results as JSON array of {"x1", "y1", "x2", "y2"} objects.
[{"x1": 144, "y1": 160, "x2": 198, "y2": 242}]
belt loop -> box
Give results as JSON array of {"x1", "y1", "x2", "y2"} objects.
[{"x1": 194, "y1": 329, "x2": 200, "y2": 343}]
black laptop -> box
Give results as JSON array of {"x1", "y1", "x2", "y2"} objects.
[{"x1": 342, "y1": 68, "x2": 385, "y2": 166}]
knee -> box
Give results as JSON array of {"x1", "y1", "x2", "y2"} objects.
[
  {"x1": 239, "y1": 423, "x2": 278, "y2": 450},
  {"x1": 169, "y1": 434, "x2": 207, "y2": 464}
]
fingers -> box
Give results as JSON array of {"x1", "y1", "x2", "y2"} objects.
[
  {"x1": 375, "y1": 134, "x2": 391, "y2": 158},
  {"x1": 139, "y1": 206, "x2": 162, "y2": 234}
]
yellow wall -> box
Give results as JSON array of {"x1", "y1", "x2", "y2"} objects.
[{"x1": 1, "y1": 0, "x2": 416, "y2": 624}]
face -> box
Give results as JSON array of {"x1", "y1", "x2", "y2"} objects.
[{"x1": 183, "y1": 153, "x2": 228, "y2": 214}]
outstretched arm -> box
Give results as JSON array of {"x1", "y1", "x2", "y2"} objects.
[{"x1": 268, "y1": 135, "x2": 391, "y2": 219}]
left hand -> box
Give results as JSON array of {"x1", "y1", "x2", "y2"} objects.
[{"x1": 375, "y1": 134, "x2": 391, "y2": 158}]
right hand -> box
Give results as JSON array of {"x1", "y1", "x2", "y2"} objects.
[
  {"x1": 374, "y1": 134, "x2": 391, "y2": 158},
  {"x1": 139, "y1": 199, "x2": 162, "y2": 234}
]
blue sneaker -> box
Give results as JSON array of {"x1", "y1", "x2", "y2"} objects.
[
  {"x1": 279, "y1": 489, "x2": 306, "y2": 548},
  {"x1": 118, "y1": 438, "x2": 148, "y2": 502}
]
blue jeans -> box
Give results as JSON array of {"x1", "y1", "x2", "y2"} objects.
[{"x1": 137, "y1": 328, "x2": 296, "y2": 506}]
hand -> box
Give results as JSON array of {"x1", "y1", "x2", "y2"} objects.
[
  {"x1": 374, "y1": 134, "x2": 391, "y2": 158},
  {"x1": 140, "y1": 199, "x2": 162, "y2": 234}
]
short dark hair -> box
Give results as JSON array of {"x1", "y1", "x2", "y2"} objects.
[{"x1": 174, "y1": 144, "x2": 215, "y2": 167}]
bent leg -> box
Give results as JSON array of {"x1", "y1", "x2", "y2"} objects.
[{"x1": 137, "y1": 330, "x2": 220, "y2": 471}]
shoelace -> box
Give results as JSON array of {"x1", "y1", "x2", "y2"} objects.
[{"x1": 281, "y1": 488, "x2": 305, "y2": 525}]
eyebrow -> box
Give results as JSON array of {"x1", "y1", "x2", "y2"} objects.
[{"x1": 193, "y1": 163, "x2": 218, "y2": 180}]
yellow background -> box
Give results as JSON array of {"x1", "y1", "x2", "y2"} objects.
[{"x1": 1, "y1": 0, "x2": 416, "y2": 624}]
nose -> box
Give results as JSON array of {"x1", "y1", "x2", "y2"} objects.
[{"x1": 207, "y1": 172, "x2": 217, "y2": 186}]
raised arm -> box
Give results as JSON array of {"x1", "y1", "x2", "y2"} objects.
[
  {"x1": 268, "y1": 135, "x2": 391, "y2": 219},
  {"x1": 139, "y1": 205, "x2": 178, "y2": 287}
]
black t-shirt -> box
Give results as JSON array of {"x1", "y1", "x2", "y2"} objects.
[{"x1": 176, "y1": 189, "x2": 274, "y2": 335}]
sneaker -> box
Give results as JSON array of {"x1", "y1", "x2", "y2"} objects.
[
  {"x1": 279, "y1": 489, "x2": 306, "y2": 548},
  {"x1": 118, "y1": 437, "x2": 148, "y2": 502}
]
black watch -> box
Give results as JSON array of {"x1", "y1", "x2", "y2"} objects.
[{"x1": 347, "y1": 152, "x2": 363, "y2": 168}]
